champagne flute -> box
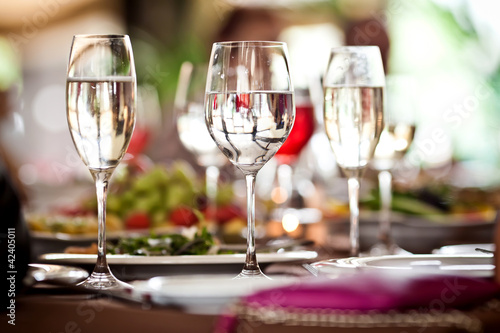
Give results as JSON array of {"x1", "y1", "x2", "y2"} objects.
[
  {"x1": 370, "y1": 75, "x2": 416, "y2": 255},
  {"x1": 175, "y1": 62, "x2": 226, "y2": 223},
  {"x1": 205, "y1": 41, "x2": 295, "y2": 278},
  {"x1": 66, "y1": 35, "x2": 136, "y2": 289},
  {"x1": 323, "y1": 46, "x2": 385, "y2": 257}
]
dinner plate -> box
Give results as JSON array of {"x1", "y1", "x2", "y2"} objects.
[
  {"x1": 312, "y1": 254, "x2": 494, "y2": 278},
  {"x1": 31, "y1": 230, "x2": 135, "y2": 242},
  {"x1": 30, "y1": 231, "x2": 124, "y2": 258},
  {"x1": 328, "y1": 214, "x2": 494, "y2": 254},
  {"x1": 38, "y1": 251, "x2": 318, "y2": 280},
  {"x1": 30, "y1": 225, "x2": 180, "y2": 241},
  {"x1": 27, "y1": 263, "x2": 89, "y2": 285},
  {"x1": 128, "y1": 275, "x2": 298, "y2": 314},
  {"x1": 40, "y1": 251, "x2": 318, "y2": 265},
  {"x1": 29, "y1": 226, "x2": 182, "y2": 257},
  {"x1": 433, "y1": 243, "x2": 494, "y2": 255}
]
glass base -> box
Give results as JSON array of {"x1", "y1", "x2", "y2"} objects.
[
  {"x1": 365, "y1": 242, "x2": 412, "y2": 256},
  {"x1": 234, "y1": 267, "x2": 270, "y2": 279},
  {"x1": 77, "y1": 271, "x2": 131, "y2": 290}
]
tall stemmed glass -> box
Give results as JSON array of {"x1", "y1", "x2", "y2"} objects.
[
  {"x1": 370, "y1": 75, "x2": 416, "y2": 255},
  {"x1": 175, "y1": 62, "x2": 226, "y2": 222},
  {"x1": 272, "y1": 90, "x2": 315, "y2": 221},
  {"x1": 205, "y1": 41, "x2": 295, "y2": 278},
  {"x1": 66, "y1": 35, "x2": 136, "y2": 289},
  {"x1": 323, "y1": 46, "x2": 385, "y2": 257}
]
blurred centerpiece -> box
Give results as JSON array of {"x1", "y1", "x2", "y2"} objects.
[
  {"x1": 174, "y1": 62, "x2": 233, "y2": 232},
  {"x1": 368, "y1": 75, "x2": 417, "y2": 255}
]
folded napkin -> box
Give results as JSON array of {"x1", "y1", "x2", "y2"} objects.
[{"x1": 216, "y1": 272, "x2": 500, "y2": 333}]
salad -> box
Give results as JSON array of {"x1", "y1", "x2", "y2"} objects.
[
  {"x1": 360, "y1": 182, "x2": 496, "y2": 223},
  {"x1": 64, "y1": 227, "x2": 231, "y2": 256},
  {"x1": 28, "y1": 161, "x2": 246, "y2": 235},
  {"x1": 107, "y1": 227, "x2": 217, "y2": 256}
]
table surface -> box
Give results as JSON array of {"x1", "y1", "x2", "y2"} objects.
[
  {"x1": 3, "y1": 278, "x2": 500, "y2": 333},
  {"x1": 4, "y1": 243, "x2": 500, "y2": 333}
]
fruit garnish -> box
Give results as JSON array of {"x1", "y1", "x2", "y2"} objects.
[
  {"x1": 169, "y1": 206, "x2": 200, "y2": 227},
  {"x1": 125, "y1": 212, "x2": 151, "y2": 229}
]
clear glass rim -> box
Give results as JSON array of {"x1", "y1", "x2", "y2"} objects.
[
  {"x1": 330, "y1": 45, "x2": 381, "y2": 53},
  {"x1": 73, "y1": 34, "x2": 129, "y2": 39},
  {"x1": 213, "y1": 41, "x2": 287, "y2": 48}
]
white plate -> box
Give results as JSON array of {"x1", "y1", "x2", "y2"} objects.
[
  {"x1": 129, "y1": 275, "x2": 298, "y2": 314},
  {"x1": 27, "y1": 263, "x2": 89, "y2": 285},
  {"x1": 39, "y1": 251, "x2": 317, "y2": 280},
  {"x1": 312, "y1": 254, "x2": 494, "y2": 278},
  {"x1": 31, "y1": 230, "x2": 126, "y2": 242},
  {"x1": 30, "y1": 226, "x2": 180, "y2": 241},
  {"x1": 329, "y1": 213, "x2": 494, "y2": 254},
  {"x1": 39, "y1": 251, "x2": 318, "y2": 265},
  {"x1": 29, "y1": 227, "x2": 184, "y2": 258},
  {"x1": 433, "y1": 243, "x2": 494, "y2": 255}
]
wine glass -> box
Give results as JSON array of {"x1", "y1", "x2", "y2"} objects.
[
  {"x1": 272, "y1": 89, "x2": 315, "y2": 233},
  {"x1": 274, "y1": 89, "x2": 315, "y2": 165},
  {"x1": 323, "y1": 46, "x2": 385, "y2": 257},
  {"x1": 205, "y1": 41, "x2": 295, "y2": 278},
  {"x1": 66, "y1": 34, "x2": 136, "y2": 289},
  {"x1": 369, "y1": 75, "x2": 416, "y2": 255},
  {"x1": 125, "y1": 85, "x2": 162, "y2": 170},
  {"x1": 175, "y1": 62, "x2": 226, "y2": 223}
]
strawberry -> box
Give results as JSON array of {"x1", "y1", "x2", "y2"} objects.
[
  {"x1": 236, "y1": 93, "x2": 249, "y2": 110},
  {"x1": 215, "y1": 204, "x2": 243, "y2": 224},
  {"x1": 55, "y1": 206, "x2": 92, "y2": 217},
  {"x1": 125, "y1": 212, "x2": 150, "y2": 230},
  {"x1": 169, "y1": 206, "x2": 199, "y2": 227}
]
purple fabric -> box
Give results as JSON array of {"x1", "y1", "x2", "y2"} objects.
[
  {"x1": 243, "y1": 272, "x2": 500, "y2": 311},
  {"x1": 215, "y1": 272, "x2": 499, "y2": 333}
]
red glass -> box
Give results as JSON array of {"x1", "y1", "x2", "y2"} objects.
[
  {"x1": 126, "y1": 126, "x2": 150, "y2": 156},
  {"x1": 275, "y1": 101, "x2": 315, "y2": 164}
]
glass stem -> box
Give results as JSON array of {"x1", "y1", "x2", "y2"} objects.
[
  {"x1": 243, "y1": 173, "x2": 259, "y2": 271},
  {"x1": 377, "y1": 170, "x2": 393, "y2": 247},
  {"x1": 91, "y1": 170, "x2": 112, "y2": 274},
  {"x1": 347, "y1": 177, "x2": 360, "y2": 257},
  {"x1": 205, "y1": 165, "x2": 220, "y2": 222}
]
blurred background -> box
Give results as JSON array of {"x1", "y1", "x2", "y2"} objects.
[{"x1": 2, "y1": 0, "x2": 500, "y2": 253}]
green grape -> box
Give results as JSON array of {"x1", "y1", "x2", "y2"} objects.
[
  {"x1": 106, "y1": 194, "x2": 122, "y2": 214},
  {"x1": 216, "y1": 183, "x2": 234, "y2": 206}
]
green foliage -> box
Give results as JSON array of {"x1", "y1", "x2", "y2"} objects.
[
  {"x1": 108, "y1": 227, "x2": 215, "y2": 256},
  {"x1": 0, "y1": 37, "x2": 21, "y2": 91},
  {"x1": 361, "y1": 184, "x2": 452, "y2": 217},
  {"x1": 134, "y1": 31, "x2": 207, "y2": 105}
]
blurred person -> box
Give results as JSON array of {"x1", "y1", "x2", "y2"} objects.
[
  {"x1": 0, "y1": 140, "x2": 31, "y2": 315},
  {"x1": 0, "y1": 77, "x2": 30, "y2": 315}
]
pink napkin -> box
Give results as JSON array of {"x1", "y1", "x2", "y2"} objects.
[
  {"x1": 246, "y1": 272, "x2": 498, "y2": 310},
  {"x1": 216, "y1": 272, "x2": 499, "y2": 333}
]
